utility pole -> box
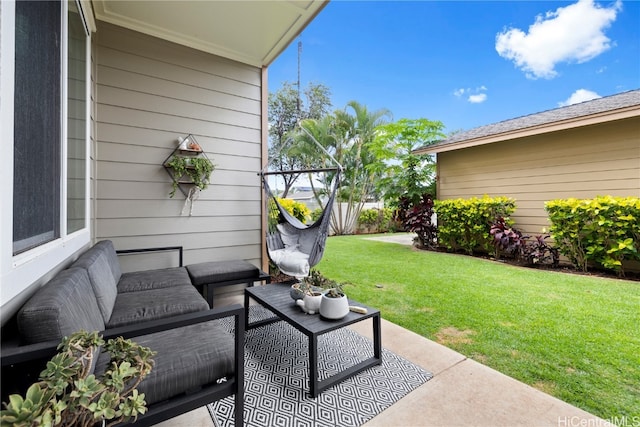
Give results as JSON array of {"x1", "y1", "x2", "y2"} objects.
[{"x1": 297, "y1": 39, "x2": 302, "y2": 118}]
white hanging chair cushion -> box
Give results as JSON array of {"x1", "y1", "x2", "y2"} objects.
[{"x1": 268, "y1": 248, "x2": 310, "y2": 278}]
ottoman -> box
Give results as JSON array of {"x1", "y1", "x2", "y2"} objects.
[{"x1": 187, "y1": 260, "x2": 270, "y2": 308}]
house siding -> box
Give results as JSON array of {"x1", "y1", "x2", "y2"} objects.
[
  {"x1": 94, "y1": 22, "x2": 263, "y2": 271},
  {"x1": 436, "y1": 116, "x2": 640, "y2": 236}
]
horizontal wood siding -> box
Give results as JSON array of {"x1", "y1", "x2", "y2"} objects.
[
  {"x1": 94, "y1": 22, "x2": 263, "y2": 270},
  {"x1": 436, "y1": 117, "x2": 640, "y2": 237}
]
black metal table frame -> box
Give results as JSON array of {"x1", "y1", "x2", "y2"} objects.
[{"x1": 244, "y1": 283, "x2": 382, "y2": 397}]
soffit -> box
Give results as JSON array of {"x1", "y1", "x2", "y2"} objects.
[{"x1": 91, "y1": 0, "x2": 328, "y2": 67}]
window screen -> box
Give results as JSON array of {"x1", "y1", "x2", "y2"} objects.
[{"x1": 13, "y1": 0, "x2": 62, "y2": 254}]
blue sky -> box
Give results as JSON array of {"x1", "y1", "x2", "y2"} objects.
[{"x1": 268, "y1": 0, "x2": 640, "y2": 134}]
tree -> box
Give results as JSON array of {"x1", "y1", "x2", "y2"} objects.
[
  {"x1": 267, "y1": 81, "x2": 331, "y2": 196},
  {"x1": 371, "y1": 118, "x2": 445, "y2": 208},
  {"x1": 330, "y1": 101, "x2": 392, "y2": 234},
  {"x1": 370, "y1": 118, "x2": 445, "y2": 248}
]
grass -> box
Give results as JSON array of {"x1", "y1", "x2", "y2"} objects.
[{"x1": 316, "y1": 234, "x2": 640, "y2": 420}]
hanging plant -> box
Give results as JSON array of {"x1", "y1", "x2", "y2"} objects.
[{"x1": 166, "y1": 155, "x2": 215, "y2": 198}]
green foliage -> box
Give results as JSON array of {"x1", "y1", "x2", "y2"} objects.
[
  {"x1": 545, "y1": 196, "x2": 640, "y2": 276},
  {"x1": 357, "y1": 207, "x2": 394, "y2": 233},
  {"x1": 317, "y1": 235, "x2": 640, "y2": 420},
  {"x1": 434, "y1": 196, "x2": 517, "y2": 255},
  {"x1": 301, "y1": 269, "x2": 347, "y2": 297},
  {"x1": 275, "y1": 198, "x2": 310, "y2": 224},
  {"x1": 370, "y1": 118, "x2": 445, "y2": 209},
  {"x1": 267, "y1": 81, "x2": 332, "y2": 196},
  {"x1": 166, "y1": 155, "x2": 215, "y2": 197},
  {"x1": 1, "y1": 331, "x2": 155, "y2": 427}
]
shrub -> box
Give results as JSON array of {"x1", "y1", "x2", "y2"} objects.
[
  {"x1": 395, "y1": 194, "x2": 438, "y2": 249},
  {"x1": 357, "y1": 207, "x2": 395, "y2": 234},
  {"x1": 489, "y1": 216, "x2": 525, "y2": 259},
  {"x1": 275, "y1": 198, "x2": 311, "y2": 224},
  {"x1": 545, "y1": 196, "x2": 640, "y2": 276},
  {"x1": 434, "y1": 196, "x2": 516, "y2": 255},
  {"x1": 522, "y1": 234, "x2": 559, "y2": 267}
]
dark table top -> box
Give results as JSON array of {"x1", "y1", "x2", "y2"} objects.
[{"x1": 246, "y1": 282, "x2": 380, "y2": 336}]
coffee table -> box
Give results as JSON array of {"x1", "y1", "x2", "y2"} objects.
[{"x1": 244, "y1": 283, "x2": 382, "y2": 397}]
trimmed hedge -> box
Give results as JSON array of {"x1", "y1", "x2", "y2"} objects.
[
  {"x1": 434, "y1": 196, "x2": 516, "y2": 255},
  {"x1": 545, "y1": 196, "x2": 640, "y2": 276},
  {"x1": 357, "y1": 207, "x2": 395, "y2": 234}
]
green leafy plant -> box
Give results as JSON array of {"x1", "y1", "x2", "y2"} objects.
[
  {"x1": 166, "y1": 155, "x2": 215, "y2": 198},
  {"x1": 1, "y1": 331, "x2": 155, "y2": 427},
  {"x1": 357, "y1": 207, "x2": 395, "y2": 234},
  {"x1": 545, "y1": 196, "x2": 640, "y2": 276},
  {"x1": 434, "y1": 196, "x2": 516, "y2": 255},
  {"x1": 275, "y1": 198, "x2": 310, "y2": 224}
]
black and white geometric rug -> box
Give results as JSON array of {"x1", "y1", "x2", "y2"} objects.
[{"x1": 208, "y1": 306, "x2": 432, "y2": 427}]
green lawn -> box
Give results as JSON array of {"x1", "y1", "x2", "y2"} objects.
[{"x1": 316, "y1": 234, "x2": 640, "y2": 420}]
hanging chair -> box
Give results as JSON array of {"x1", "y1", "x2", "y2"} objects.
[{"x1": 260, "y1": 123, "x2": 343, "y2": 278}]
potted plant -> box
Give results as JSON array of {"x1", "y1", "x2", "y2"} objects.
[
  {"x1": 289, "y1": 269, "x2": 324, "y2": 301},
  {"x1": 293, "y1": 270, "x2": 331, "y2": 313},
  {"x1": 320, "y1": 282, "x2": 350, "y2": 320},
  {"x1": 165, "y1": 155, "x2": 215, "y2": 198},
  {"x1": 1, "y1": 330, "x2": 155, "y2": 426}
]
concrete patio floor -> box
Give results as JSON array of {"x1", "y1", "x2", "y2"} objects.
[
  {"x1": 156, "y1": 234, "x2": 609, "y2": 426},
  {"x1": 156, "y1": 309, "x2": 607, "y2": 427}
]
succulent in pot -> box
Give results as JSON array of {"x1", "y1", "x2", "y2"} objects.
[{"x1": 320, "y1": 283, "x2": 349, "y2": 320}]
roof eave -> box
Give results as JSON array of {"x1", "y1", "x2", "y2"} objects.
[{"x1": 416, "y1": 105, "x2": 640, "y2": 155}]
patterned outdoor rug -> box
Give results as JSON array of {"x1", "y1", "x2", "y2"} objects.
[{"x1": 208, "y1": 306, "x2": 432, "y2": 427}]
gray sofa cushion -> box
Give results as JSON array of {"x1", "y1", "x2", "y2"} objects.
[
  {"x1": 117, "y1": 267, "x2": 192, "y2": 293},
  {"x1": 106, "y1": 286, "x2": 208, "y2": 328},
  {"x1": 71, "y1": 240, "x2": 122, "y2": 323},
  {"x1": 95, "y1": 320, "x2": 235, "y2": 405},
  {"x1": 17, "y1": 268, "x2": 105, "y2": 344},
  {"x1": 186, "y1": 260, "x2": 259, "y2": 286}
]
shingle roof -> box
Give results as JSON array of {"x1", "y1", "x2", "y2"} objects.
[{"x1": 431, "y1": 89, "x2": 640, "y2": 148}]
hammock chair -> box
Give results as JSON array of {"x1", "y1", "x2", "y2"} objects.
[{"x1": 260, "y1": 124, "x2": 343, "y2": 278}]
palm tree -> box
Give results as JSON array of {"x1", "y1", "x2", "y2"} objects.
[{"x1": 331, "y1": 101, "x2": 392, "y2": 234}]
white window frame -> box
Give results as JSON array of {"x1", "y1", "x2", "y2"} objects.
[{"x1": 0, "y1": 0, "x2": 93, "y2": 310}]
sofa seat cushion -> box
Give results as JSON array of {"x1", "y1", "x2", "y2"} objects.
[
  {"x1": 71, "y1": 240, "x2": 122, "y2": 324},
  {"x1": 96, "y1": 320, "x2": 235, "y2": 405},
  {"x1": 118, "y1": 267, "x2": 192, "y2": 293},
  {"x1": 106, "y1": 286, "x2": 208, "y2": 328},
  {"x1": 17, "y1": 268, "x2": 105, "y2": 344},
  {"x1": 186, "y1": 260, "x2": 259, "y2": 287}
]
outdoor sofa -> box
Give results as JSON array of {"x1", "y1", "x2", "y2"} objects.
[{"x1": 1, "y1": 240, "x2": 245, "y2": 426}]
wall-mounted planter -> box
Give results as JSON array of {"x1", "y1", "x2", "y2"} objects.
[{"x1": 163, "y1": 135, "x2": 215, "y2": 215}]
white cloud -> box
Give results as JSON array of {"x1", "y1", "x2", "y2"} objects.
[
  {"x1": 495, "y1": 0, "x2": 622, "y2": 79},
  {"x1": 468, "y1": 93, "x2": 487, "y2": 104},
  {"x1": 559, "y1": 89, "x2": 601, "y2": 106},
  {"x1": 454, "y1": 86, "x2": 488, "y2": 103}
]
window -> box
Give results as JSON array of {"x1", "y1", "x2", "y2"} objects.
[
  {"x1": 67, "y1": 2, "x2": 87, "y2": 234},
  {"x1": 12, "y1": 0, "x2": 89, "y2": 255},
  {"x1": 13, "y1": 0, "x2": 62, "y2": 254}
]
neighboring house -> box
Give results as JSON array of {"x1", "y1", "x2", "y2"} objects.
[
  {"x1": 415, "y1": 90, "x2": 640, "y2": 237},
  {"x1": 0, "y1": 0, "x2": 327, "y2": 324}
]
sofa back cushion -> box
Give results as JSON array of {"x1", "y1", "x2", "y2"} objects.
[
  {"x1": 18, "y1": 268, "x2": 105, "y2": 344},
  {"x1": 71, "y1": 240, "x2": 122, "y2": 323}
]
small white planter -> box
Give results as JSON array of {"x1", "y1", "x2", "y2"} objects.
[
  {"x1": 320, "y1": 292, "x2": 349, "y2": 320},
  {"x1": 296, "y1": 292, "x2": 322, "y2": 314}
]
